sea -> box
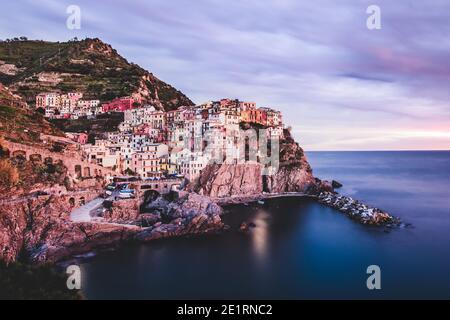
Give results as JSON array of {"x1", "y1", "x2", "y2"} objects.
[{"x1": 80, "y1": 151, "x2": 450, "y2": 299}]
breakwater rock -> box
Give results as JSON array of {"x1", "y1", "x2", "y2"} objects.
[{"x1": 317, "y1": 192, "x2": 401, "y2": 226}]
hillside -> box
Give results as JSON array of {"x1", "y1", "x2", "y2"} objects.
[
  {"x1": 0, "y1": 38, "x2": 194, "y2": 111},
  {"x1": 50, "y1": 112, "x2": 124, "y2": 143},
  {"x1": 0, "y1": 83, "x2": 63, "y2": 144}
]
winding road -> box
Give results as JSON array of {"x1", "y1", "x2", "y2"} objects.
[{"x1": 70, "y1": 197, "x2": 105, "y2": 222}]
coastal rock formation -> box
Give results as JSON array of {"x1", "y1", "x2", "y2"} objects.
[
  {"x1": 264, "y1": 165, "x2": 316, "y2": 194},
  {"x1": 317, "y1": 192, "x2": 400, "y2": 226},
  {"x1": 166, "y1": 192, "x2": 223, "y2": 218},
  {"x1": 332, "y1": 180, "x2": 343, "y2": 189},
  {"x1": 102, "y1": 199, "x2": 141, "y2": 224},
  {"x1": 34, "y1": 222, "x2": 139, "y2": 264},
  {"x1": 193, "y1": 163, "x2": 264, "y2": 198},
  {"x1": 0, "y1": 190, "x2": 225, "y2": 264},
  {"x1": 190, "y1": 129, "x2": 318, "y2": 198},
  {"x1": 136, "y1": 192, "x2": 224, "y2": 241},
  {"x1": 0, "y1": 191, "x2": 131, "y2": 264}
]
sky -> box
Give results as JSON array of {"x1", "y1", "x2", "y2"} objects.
[{"x1": 1, "y1": 0, "x2": 449, "y2": 150}]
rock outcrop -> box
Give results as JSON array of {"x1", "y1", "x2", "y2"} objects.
[
  {"x1": 0, "y1": 190, "x2": 138, "y2": 264},
  {"x1": 190, "y1": 129, "x2": 318, "y2": 198},
  {"x1": 136, "y1": 192, "x2": 224, "y2": 241},
  {"x1": 193, "y1": 163, "x2": 264, "y2": 198},
  {"x1": 0, "y1": 191, "x2": 225, "y2": 264},
  {"x1": 102, "y1": 199, "x2": 141, "y2": 224},
  {"x1": 317, "y1": 192, "x2": 400, "y2": 226}
]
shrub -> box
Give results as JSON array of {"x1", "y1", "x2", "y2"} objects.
[
  {"x1": 0, "y1": 159, "x2": 19, "y2": 188},
  {"x1": 0, "y1": 136, "x2": 9, "y2": 158}
]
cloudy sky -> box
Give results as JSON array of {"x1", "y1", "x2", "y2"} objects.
[{"x1": 1, "y1": 0, "x2": 449, "y2": 150}]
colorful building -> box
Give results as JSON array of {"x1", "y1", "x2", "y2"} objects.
[{"x1": 102, "y1": 96, "x2": 141, "y2": 112}]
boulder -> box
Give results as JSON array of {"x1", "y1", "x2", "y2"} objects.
[{"x1": 332, "y1": 180, "x2": 343, "y2": 189}]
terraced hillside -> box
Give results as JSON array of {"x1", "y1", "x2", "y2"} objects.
[
  {"x1": 0, "y1": 38, "x2": 194, "y2": 111},
  {"x1": 0, "y1": 83, "x2": 63, "y2": 144}
]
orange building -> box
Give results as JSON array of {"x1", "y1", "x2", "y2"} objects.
[{"x1": 241, "y1": 107, "x2": 267, "y2": 126}]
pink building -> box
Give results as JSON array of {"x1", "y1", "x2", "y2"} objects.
[
  {"x1": 180, "y1": 108, "x2": 195, "y2": 121},
  {"x1": 102, "y1": 96, "x2": 141, "y2": 112},
  {"x1": 77, "y1": 133, "x2": 88, "y2": 144}
]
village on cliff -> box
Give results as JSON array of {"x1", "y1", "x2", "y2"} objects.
[{"x1": 35, "y1": 93, "x2": 284, "y2": 182}]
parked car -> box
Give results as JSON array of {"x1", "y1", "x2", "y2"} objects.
[
  {"x1": 118, "y1": 189, "x2": 135, "y2": 199},
  {"x1": 105, "y1": 183, "x2": 117, "y2": 195},
  {"x1": 105, "y1": 183, "x2": 116, "y2": 189},
  {"x1": 117, "y1": 183, "x2": 129, "y2": 190}
]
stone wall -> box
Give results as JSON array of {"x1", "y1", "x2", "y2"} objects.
[{"x1": 3, "y1": 140, "x2": 117, "y2": 179}]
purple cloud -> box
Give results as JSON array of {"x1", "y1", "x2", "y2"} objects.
[{"x1": 0, "y1": 0, "x2": 449, "y2": 150}]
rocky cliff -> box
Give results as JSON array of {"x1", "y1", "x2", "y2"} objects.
[
  {"x1": 0, "y1": 191, "x2": 224, "y2": 264},
  {"x1": 135, "y1": 192, "x2": 224, "y2": 241},
  {"x1": 190, "y1": 129, "x2": 319, "y2": 198}
]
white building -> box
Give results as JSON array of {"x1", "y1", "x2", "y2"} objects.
[
  {"x1": 83, "y1": 142, "x2": 120, "y2": 170},
  {"x1": 178, "y1": 151, "x2": 210, "y2": 180},
  {"x1": 131, "y1": 143, "x2": 169, "y2": 178}
]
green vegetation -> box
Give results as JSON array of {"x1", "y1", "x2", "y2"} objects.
[
  {"x1": 50, "y1": 112, "x2": 124, "y2": 141},
  {"x1": 0, "y1": 261, "x2": 83, "y2": 300},
  {"x1": 0, "y1": 138, "x2": 68, "y2": 192},
  {"x1": 28, "y1": 159, "x2": 67, "y2": 185},
  {"x1": 0, "y1": 38, "x2": 194, "y2": 110},
  {"x1": 0, "y1": 104, "x2": 63, "y2": 144},
  {"x1": 0, "y1": 158, "x2": 19, "y2": 188}
]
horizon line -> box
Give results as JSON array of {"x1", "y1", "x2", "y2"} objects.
[{"x1": 305, "y1": 149, "x2": 450, "y2": 152}]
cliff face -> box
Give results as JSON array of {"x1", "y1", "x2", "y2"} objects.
[
  {"x1": 193, "y1": 163, "x2": 264, "y2": 198},
  {"x1": 190, "y1": 129, "x2": 318, "y2": 198},
  {"x1": 264, "y1": 129, "x2": 317, "y2": 193},
  {"x1": 0, "y1": 191, "x2": 225, "y2": 264},
  {"x1": 136, "y1": 192, "x2": 224, "y2": 241},
  {"x1": 0, "y1": 192, "x2": 132, "y2": 264}
]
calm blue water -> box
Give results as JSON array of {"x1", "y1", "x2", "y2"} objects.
[{"x1": 80, "y1": 151, "x2": 450, "y2": 299}]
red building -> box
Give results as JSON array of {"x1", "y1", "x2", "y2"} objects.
[
  {"x1": 77, "y1": 133, "x2": 88, "y2": 144},
  {"x1": 102, "y1": 96, "x2": 141, "y2": 112},
  {"x1": 241, "y1": 108, "x2": 267, "y2": 126}
]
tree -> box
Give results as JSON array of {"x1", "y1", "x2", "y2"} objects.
[
  {"x1": 0, "y1": 159, "x2": 19, "y2": 189},
  {"x1": 0, "y1": 137, "x2": 9, "y2": 158},
  {"x1": 124, "y1": 168, "x2": 135, "y2": 176}
]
